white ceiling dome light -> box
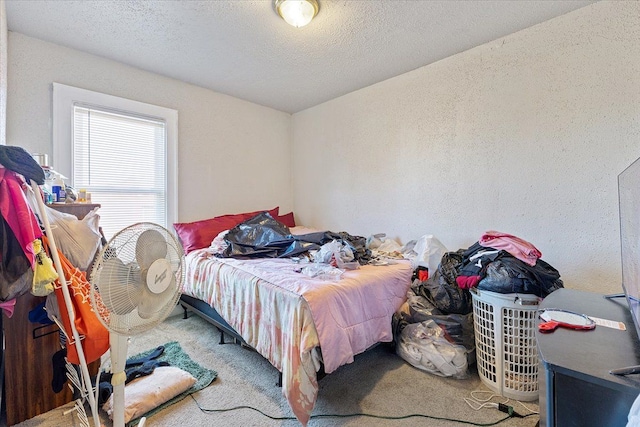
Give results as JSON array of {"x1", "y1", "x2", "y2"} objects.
[{"x1": 274, "y1": 0, "x2": 319, "y2": 28}]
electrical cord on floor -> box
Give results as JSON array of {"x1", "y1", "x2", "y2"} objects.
[
  {"x1": 464, "y1": 390, "x2": 539, "y2": 420},
  {"x1": 188, "y1": 394, "x2": 536, "y2": 426}
]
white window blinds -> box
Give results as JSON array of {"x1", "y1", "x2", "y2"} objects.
[
  {"x1": 73, "y1": 106, "x2": 168, "y2": 239},
  {"x1": 53, "y1": 83, "x2": 178, "y2": 240}
]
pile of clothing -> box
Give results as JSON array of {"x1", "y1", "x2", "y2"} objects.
[
  {"x1": 219, "y1": 211, "x2": 371, "y2": 264},
  {"x1": 0, "y1": 146, "x2": 53, "y2": 305},
  {"x1": 395, "y1": 230, "x2": 563, "y2": 378}
]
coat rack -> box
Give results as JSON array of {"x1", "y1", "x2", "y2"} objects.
[{"x1": 29, "y1": 180, "x2": 100, "y2": 427}]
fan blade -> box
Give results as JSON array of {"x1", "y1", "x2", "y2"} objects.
[
  {"x1": 137, "y1": 275, "x2": 178, "y2": 320},
  {"x1": 135, "y1": 229, "x2": 168, "y2": 271},
  {"x1": 97, "y1": 258, "x2": 143, "y2": 315}
]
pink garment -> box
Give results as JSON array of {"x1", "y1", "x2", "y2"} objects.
[
  {"x1": 456, "y1": 275, "x2": 481, "y2": 289},
  {"x1": 0, "y1": 167, "x2": 42, "y2": 268},
  {"x1": 479, "y1": 230, "x2": 541, "y2": 266},
  {"x1": 0, "y1": 298, "x2": 16, "y2": 317}
]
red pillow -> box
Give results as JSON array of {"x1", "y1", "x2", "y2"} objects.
[
  {"x1": 174, "y1": 207, "x2": 279, "y2": 254},
  {"x1": 276, "y1": 212, "x2": 296, "y2": 228}
]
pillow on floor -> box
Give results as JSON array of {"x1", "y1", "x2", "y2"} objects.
[{"x1": 102, "y1": 366, "x2": 196, "y2": 423}]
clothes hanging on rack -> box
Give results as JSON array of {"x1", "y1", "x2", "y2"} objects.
[
  {"x1": 42, "y1": 235, "x2": 110, "y2": 365},
  {"x1": 0, "y1": 167, "x2": 42, "y2": 267},
  {"x1": 0, "y1": 213, "x2": 32, "y2": 300},
  {"x1": 0, "y1": 298, "x2": 16, "y2": 317},
  {"x1": 0, "y1": 166, "x2": 48, "y2": 301},
  {"x1": 0, "y1": 164, "x2": 101, "y2": 427}
]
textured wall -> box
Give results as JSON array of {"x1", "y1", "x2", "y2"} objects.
[
  {"x1": 7, "y1": 32, "x2": 292, "y2": 222},
  {"x1": 292, "y1": 2, "x2": 640, "y2": 294},
  {"x1": 8, "y1": 2, "x2": 640, "y2": 295}
]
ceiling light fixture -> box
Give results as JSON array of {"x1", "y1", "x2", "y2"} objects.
[{"x1": 274, "y1": 0, "x2": 319, "y2": 28}]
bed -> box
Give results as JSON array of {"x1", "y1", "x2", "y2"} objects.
[{"x1": 175, "y1": 212, "x2": 413, "y2": 425}]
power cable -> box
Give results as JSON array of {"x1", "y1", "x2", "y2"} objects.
[
  {"x1": 464, "y1": 390, "x2": 539, "y2": 419},
  {"x1": 188, "y1": 394, "x2": 537, "y2": 426}
]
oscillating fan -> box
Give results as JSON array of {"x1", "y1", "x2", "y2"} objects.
[{"x1": 90, "y1": 222, "x2": 184, "y2": 427}]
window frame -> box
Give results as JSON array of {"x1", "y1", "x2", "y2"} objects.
[{"x1": 52, "y1": 83, "x2": 178, "y2": 230}]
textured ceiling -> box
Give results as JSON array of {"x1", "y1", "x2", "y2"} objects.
[{"x1": 6, "y1": 0, "x2": 594, "y2": 113}]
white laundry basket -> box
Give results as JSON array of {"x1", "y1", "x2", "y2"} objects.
[{"x1": 471, "y1": 288, "x2": 540, "y2": 401}]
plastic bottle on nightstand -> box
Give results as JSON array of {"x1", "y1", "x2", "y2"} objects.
[{"x1": 51, "y1": 173, "x2": 66, "y2": 203}]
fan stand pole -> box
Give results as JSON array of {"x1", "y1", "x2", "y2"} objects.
[{"x1": 29, "y1": 181, "x2": 101, "y2": 427}]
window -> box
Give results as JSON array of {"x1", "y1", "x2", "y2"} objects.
[{"x1": 53, "y1": 83, "x2": 178, "y2": 239}]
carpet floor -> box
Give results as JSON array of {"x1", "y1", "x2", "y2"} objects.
[{"x1": 8, "y1": 312, "x2": 540, "y2": 427}]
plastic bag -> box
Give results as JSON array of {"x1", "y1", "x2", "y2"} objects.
[
  {"x1": 300, "y1": 264, "x2": 344, "y2": 280},
  {"x1": 367, "y1": 233, "x2": 403, "y2": 253},
  {"x1": 410, "y1": 235, "x2": 447, "y2": 274},
  {"x1": 313, "y1": 240, "x2": 359, "y2": 270},
  {"x1": 221, "y1": 212, "x2": 369, "y2": 263},
  {"x1": 24, "y1": 185, "x2": 102, "y2": 271},
  {"x1": 45, "y1": 205, "x2": 102, "y2": 271},
  {"x1": 396, "y1": 319, "x2": 469, "y2": 379},
  {"x1": 405, "y1": 292, "x2": 476, "y2": 353},
  {"x1": 414, "y1": 250, "x2": 473, "y2": 315}
]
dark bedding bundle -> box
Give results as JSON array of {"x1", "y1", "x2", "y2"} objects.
[
  {"x1": 477, "y1": 257, "x2": 563, "y2": 297},
  {"x1": 219, "y1": 211, "x2": 371, "y2": 264},
  {"x1": 0, "y1": 145, "x2": 45, "y2": 185}
]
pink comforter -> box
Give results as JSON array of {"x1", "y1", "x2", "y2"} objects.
[
  {"x1": 224, "y1": 257, "x2": 412, "y2": 373},
  {"x1": 182, "y1": 248, "x2": 412, "y2": 425}
]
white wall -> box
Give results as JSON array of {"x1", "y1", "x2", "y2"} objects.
[
  {"x1": 292, "y1": 1, "x2": 640, "y2": 294},
  {"x1": 7, "y1": 32, "x2": 292, "y2": 222},
  {"x1": 8, "y1": 2, "x2": 640, "y2": 295}
]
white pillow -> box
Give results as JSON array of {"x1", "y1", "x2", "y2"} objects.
[{"x1": 102, "y1": 366, "x2": 197, "y2": 423}]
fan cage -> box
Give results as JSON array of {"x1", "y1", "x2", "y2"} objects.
[{"x1": 90, "y1": 222, "x2": 184, "y2": 335}]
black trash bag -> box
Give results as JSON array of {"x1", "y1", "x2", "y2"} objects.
[
  {"x1": 220, "y1": 212, "x2": 372, "y2": 264},
  {"x1": 405, "y1": 292, "x2": 475, "y2": 358},
  {"x1": 413, "y1": 249, "x2": 473, "y2": 315},
  {"x1": 220, "y1": 212, "x2": 310, "y2": 259},
  {"x1": 477, "y1": 257, "x2": 564, "y2": 298}
]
